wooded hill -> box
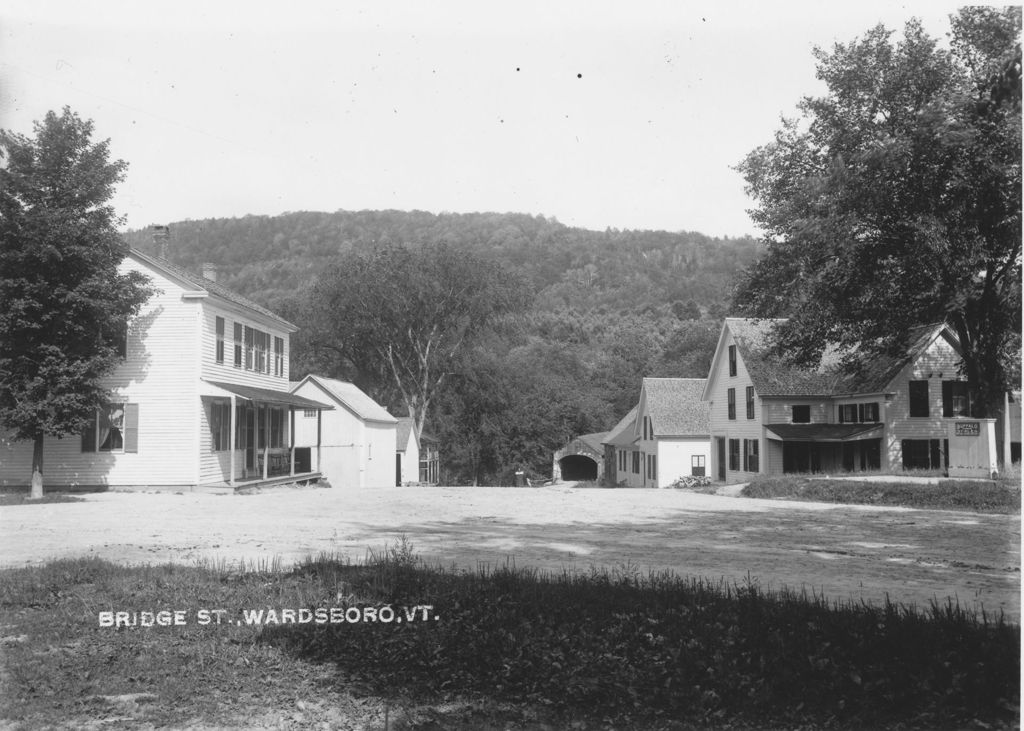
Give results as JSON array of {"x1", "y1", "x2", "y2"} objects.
[{"x1": 124, "y1": 210, "x2": 760, "y2": 484}]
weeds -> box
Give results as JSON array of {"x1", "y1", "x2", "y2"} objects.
[
  {"x1": 742, "y1": 476, "x2": 1021, "y2": 513},
  {"x1": 0, "y1": 544, "x2": 1018, "y2": 730}
]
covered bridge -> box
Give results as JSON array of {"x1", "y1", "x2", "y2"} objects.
[{"x1": 552, "y1": 431, "x2": 607, "y2": 482}]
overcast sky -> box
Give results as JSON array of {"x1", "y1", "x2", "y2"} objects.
[{"x1": 1, "y1": 1, "x2": 971, "y2": 237}]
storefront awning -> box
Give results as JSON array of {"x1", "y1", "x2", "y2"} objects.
[
  {"x1": 765, "y1": 423, "x2": 882, "y2": 442},
  {"x1": 201, "y1": 380, "x2": 333, "y2": 410}
]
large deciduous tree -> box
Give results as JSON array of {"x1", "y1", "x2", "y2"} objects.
[
  {"x1": 0, "y1": 108, "x2": 152, "y2": 496},
  {"x1": 736, "y1": 9, "x2": 1021, "y2": 416},
  {"x1": 304, "y1": 243, "x2": 527, "y2": 436}
]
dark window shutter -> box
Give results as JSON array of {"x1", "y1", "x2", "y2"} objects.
[
  {"x1": 942, "y1": 381, "x2": 953, "y2": 417},
  {"x1": 929, "y1": 439, "x2": 941, "y2": 470},
  {"x1": 838, "y1": 405, "x2": 845, "y2": 424},
  {"x1": 124, "y1": 404, "x2": 140, "y2": 453},
  {"x1": 857, "y1": 404, "x2": 864, "y2": 423},
  {"x1": 81, "y1": 414, "x2": 97, "y2": 452},
  {"x1": 909, "y1": 381, "x2": 929, "y2": 417}
]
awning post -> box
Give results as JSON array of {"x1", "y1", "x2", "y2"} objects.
[
  {"x1": 290, "y1": 408, "x2": 296, "y2": 476},
  {"x1": 229, "y1": 395, "x2": 237, "y2": 487}
]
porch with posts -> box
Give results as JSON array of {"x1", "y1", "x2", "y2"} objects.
[{"x1": 200, "y1": 380, "x2": 333, "y2": 491}]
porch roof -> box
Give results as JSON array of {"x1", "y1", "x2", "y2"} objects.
[
  {"x1": 765, "y1": 423, "x2": 883, "y2": 442},
  {"x1": 202, "y1": 380, "x2": 334, "y2": 410}
]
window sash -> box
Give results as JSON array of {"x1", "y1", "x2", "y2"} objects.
[
  {"x1": 727, "y1": 388, "x2": 736, "y2": 420},
  {"x1": 82, "y1": 404, "x2": 138, "y2": 453},
  {"x1": 942, "y1": 381, "x2": 972, "y2": 418},
  {"x1": 274, "y1": 337, "x2": 284, "y2": 377},
  {"x1": 728, "y1": 345, "x2": 737, "y2": 377},
  {"x1": 233, "y1": 323, "x2": 243, "y2": 367},
  {"x1": 215, "y1": 317, "x2": 225, "y2": 364},
  {"x1": 745, "y1": 386, "x2": 755, "y2": 419},
  {"x1": 210, "y1": 402, "x2": 231, "y2": 451}
]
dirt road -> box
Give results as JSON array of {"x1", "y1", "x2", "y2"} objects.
[{"x1": 1, "y1": 485, "x2": 1018, "y2": 619}]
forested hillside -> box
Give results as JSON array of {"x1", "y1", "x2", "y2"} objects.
[{"x1": 125, "y1": 210, "x2": 760, "y2": 484}]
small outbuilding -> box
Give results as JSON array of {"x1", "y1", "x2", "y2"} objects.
[
  {"x1": 290, "y1": 375, "x2": 397, "y2": 488},
  {"x1": 396, "y1": 417, "x2": 440, "y2": 485}
]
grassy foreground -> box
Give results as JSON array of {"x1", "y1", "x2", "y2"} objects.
[
  {"x1": 741, "y1": 476, "x2": 1021, "y2": 513},
  {"x1": 0, "y1": 547, "x2": 1018, "y2": 730}
]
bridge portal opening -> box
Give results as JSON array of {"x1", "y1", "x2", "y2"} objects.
[{"x1": 559, "y1": 454, "x2": 598, "y2": 481}]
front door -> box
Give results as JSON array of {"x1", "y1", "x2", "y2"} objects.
[{"x1": 717, "y1": 438, "x2": 726, "y2": 480}]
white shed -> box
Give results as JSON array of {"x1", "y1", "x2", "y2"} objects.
[{"x1": 290, "y1": 376, "x2": 397, "y2": 488}]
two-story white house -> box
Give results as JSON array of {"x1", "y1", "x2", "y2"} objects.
[
  {"x1": 703, "y1": 318, "x2": 1020, "y2": 483},
  {"x1": 0, "y1": 249, "x2": 330, "y2": 491},
  {"x1": 603, "y1": 378, "x2": 710, "y2": 488}
]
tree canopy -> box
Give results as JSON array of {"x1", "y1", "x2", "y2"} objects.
[
  {"x1": 736, "y1": 8, "x2": 1022, "y2": 415},
  {"x1": 303, "y1": 242, "x2": 528, "y2": 435},
  {"x1": 0, "y1": 107, "x2": 152, "y2": 494}
]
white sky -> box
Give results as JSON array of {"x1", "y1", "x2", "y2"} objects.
[{"x1": 0, "y1": 1, "x2": 976, "y2": 237}]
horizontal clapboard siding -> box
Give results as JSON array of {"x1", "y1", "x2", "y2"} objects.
[
  {"x1": 706, "y1": 328, "x2": 762, "y2": 483},
  {"x1": 0, "y1": 259, "x2": 201, "y2": 487}
]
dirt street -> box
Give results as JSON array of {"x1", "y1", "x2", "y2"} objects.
[{"x1": 1, "y1": 485, "x2": 1019, "y2": 619}]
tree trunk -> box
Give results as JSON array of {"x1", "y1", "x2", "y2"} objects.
[{"x1": 30, "y1": 432, "x2": 44, "y2": 499}]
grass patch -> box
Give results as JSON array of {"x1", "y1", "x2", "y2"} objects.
[
  {"x1": 742, "y1": 476, "x2": 1021, "y2": 513},
  {"x1": 1, "y1": 544, "x2": 1018, "y2": 729}
]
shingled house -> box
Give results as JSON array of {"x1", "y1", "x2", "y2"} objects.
[
  {"x1": 703, "y1": 318, "x2": 1019, "y2": 483},
  {"x1": 603, "y1": 378, "x2": 711, "y2": 488}
]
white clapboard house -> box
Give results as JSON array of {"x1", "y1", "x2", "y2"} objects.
[{"x1": 0, "y1": 249, "x2": 330, "y2": 491}]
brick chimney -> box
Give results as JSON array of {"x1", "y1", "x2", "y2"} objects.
[
  {"x1": 151, "y1": 224, "x2": 170, "y2": 258},
  {"x1": 201, "y1": 263, "x2": 219, "y2": 282}
]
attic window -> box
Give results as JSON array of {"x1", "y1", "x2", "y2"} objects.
[{"x1": 728, "y1": 345, "x2": 737, "y2": 377}]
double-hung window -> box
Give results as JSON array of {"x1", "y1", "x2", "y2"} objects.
[
  {"x1": 215, "y1": 317, "x2": 225, "y2": 364},
  {"x1": 745, "y1": 386, "x2": 755, "y2": 419},
  {"x1": 233, "y1": 323, "x2": 243, "y2": 367},
  {"x1": 209, "y1": 402, "x2": 231, "y2": 451},
  {"x1": 727, "y1": 388, "x2": 736, "y2": 420},
  {"x1": 82, "y1": 404, "x2": 139, "y2": 453},
  {"x1": 942, "y1": 381, "x2": 972, "y2": 417},
  {"x1": 274, "y1": 337, "x2": 285, "y2": 377}
]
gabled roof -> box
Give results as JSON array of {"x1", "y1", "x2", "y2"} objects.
[
  {"x1": 641, "y1": 378, "x2": 709, "y2": 436},
  {"x1": 396, "y1": 418, "x2": 415, "y2": 452},
  {"x1": 575, "y1": 432, "x2": 608, "y2": 453},
  {"x1": 726, "y1": 319, "x2": 841, "y2": 396},
  {"x1": 291, "y1": 375, "x2": 397, "y2": 424},
  {"x1": 129, "y1": 248, "x2": 296, "y2": 331},
  {"x1": 604, "y1": 405, "x2": 639, "y2": 447},
  {"x1": 838, "y1": 323, "x2": 951, "y2": 394},
  {"x1": 721, "y1": 318, "x2": 953, "y2": 398}
]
